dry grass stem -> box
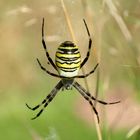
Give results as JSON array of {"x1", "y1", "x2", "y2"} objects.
[
  {"x1": 105, "y1": 0, "x2": 132, "y2": 42},
  {"x1": 60, "y1": 0, "x2": 102, "y2": 140},
  {"x1": 60, "y1": 0, "x2": 76, "y2": 43}
]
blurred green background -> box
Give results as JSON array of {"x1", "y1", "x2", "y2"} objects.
[{"x1": 0, "y1": 0, "x2": 140, "y2": 139}]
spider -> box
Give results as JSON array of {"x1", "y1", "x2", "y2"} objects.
[{"x1": 26, "y1": 18, "x2": 120, "y2": 122}]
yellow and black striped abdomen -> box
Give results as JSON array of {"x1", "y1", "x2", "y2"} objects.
[{"x1": 55, "y1": 41, "x2": 81, "y2": 77}]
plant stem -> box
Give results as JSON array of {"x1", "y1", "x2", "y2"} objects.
[{"x1": 60, "y1": 0, "x2": 102, "y2": 140}]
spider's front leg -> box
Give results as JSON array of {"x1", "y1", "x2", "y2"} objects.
[
  {"x1": 26, "y1": 80, "x2": 63, "y2": 120},
  {"x1": 73, "y1": 81, "x2": 121, "y2": 123},
  {"x1": 73, "y1": 81, "x2": 100, "y2": 123},
  {"x1": 74, "y1": 81, "x2": 120, "y2": 105},
  {"x1": 26, "y1": 92, "x2": 53, "y2": 111}
]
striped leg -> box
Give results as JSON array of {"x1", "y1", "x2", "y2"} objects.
[
  {"x1": 42, "y1": 18, "x2": 57, "y2": 70},
  {"x1": 73, "y1": 81, "x2": 99, "y2": 123},
  {"x1": 26, "y1": 80, "x2": 63, "y2": 120},
  {"x1": 75, "y1": 63, "x2": 99, "y2": 78},
  {"x1": 31, "y1": 93, "x2": 56, "y2": 120},
  {"x1": 26, "y1": 92, "x2": 53, "y2": 111},
  {"x1": 73, "y1": 81, "x2": 120, "y2": 105},
  {"x1": 37, "y1": 58, "x2": 62, "y2": 78},
  {"x1": 80, "y1": 19, "x2": 92, "y2": 68}
]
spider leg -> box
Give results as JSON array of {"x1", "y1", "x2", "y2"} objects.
[
  {"x1": 31, "y1": 93, "x2": 56, "y2": 120},
  {"x1": 75, "y1": 63, "x2": 99, "y2": 78},
  {"x1": 73, "y1": 81, "x2": 99, "y2": 123},
  {"x1": 73, "y1": 81, "x2": 120, "y2": 105},
  {"x1": 42, "y1": 18, "x2": 57, "y2": 70},
  {"x1": 80, "y1": 19, "x2": 92, "y2": 68},
  {"x1": 37, "y1": 58, "x2": 63, "y2": 78},
  {"x1": 26, "y1": 92, "x2": 54, "y2": 111},
  {"x1": 27, "y1": 80, "x2": 63, "y2": 120},
  {"x1": 85, "y1": 92, "x2": 120, "y2": 105}
]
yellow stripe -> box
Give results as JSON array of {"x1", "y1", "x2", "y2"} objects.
[
  {"x1": 59, "y1": 46, "x2": 78, "y2": 49},
  {"x1": 56, "y1": 61, "x2": 80, "y2": 69},
  {"x1": 56, "y1": 52, "x2": 80, "y2": 58}
]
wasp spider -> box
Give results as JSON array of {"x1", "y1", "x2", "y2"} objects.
[{"x1": 26, "y1": 18, "x2": 120, "y2": 122}]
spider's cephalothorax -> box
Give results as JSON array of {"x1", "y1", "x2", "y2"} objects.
[
  {"x1": 55, "y1": 41, "x2": 81, "y2": 77},
  {"x1": 61, "y1": 78, "x2": 74, "y2": 90},
  {"x1": 26, "y1": 18, "x2": 120, "y2": 122}
]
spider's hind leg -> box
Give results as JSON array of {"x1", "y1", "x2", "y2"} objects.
[
  {"x1": 41, "y1": 18, "x2": 57, "y2": 70},
  {"x1": 80, "y1": 19, "x2": 92, "y2": 68},
  {"x1": 36, "y1": 58, "x2": 61, "y2": 78}
]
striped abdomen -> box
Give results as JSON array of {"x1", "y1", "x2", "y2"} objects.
[{"x1": 55, "y1": 41, "x2": 81, "y2": 77}]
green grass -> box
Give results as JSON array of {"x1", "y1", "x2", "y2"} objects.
[
  {"x1": 0, "y1": 0, "x2": 140, "y2": 139},
  {"x1": 0, "y1": 84, "x2": 138, "y2": 140},
  {"x1": 0, "y1": 86, "x2": 97, "y2": 140}
]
